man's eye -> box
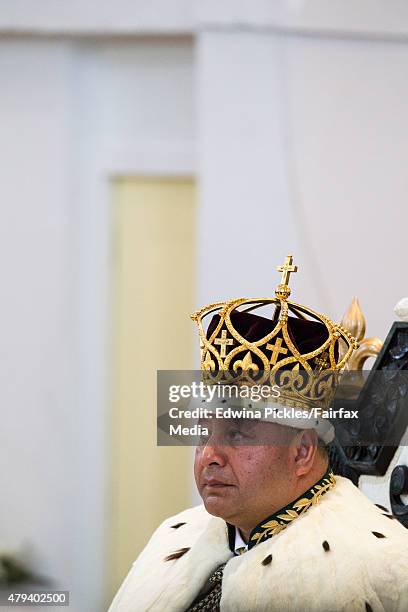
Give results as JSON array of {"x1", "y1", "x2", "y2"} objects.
[
  {"x1": 228, "y1": 429, "x2": 245, "y2": 442},
  {"x1": 198, "y1": 432, "x2": 210, "y2": 445}
]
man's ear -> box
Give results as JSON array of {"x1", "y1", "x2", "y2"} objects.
[{"x1": 291, "y1": 429, "x2": 318, "y2": 477}]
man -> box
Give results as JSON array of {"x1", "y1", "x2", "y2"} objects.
[{"x1": 109, "y1": 257, "x2": 408, "y2": 611}]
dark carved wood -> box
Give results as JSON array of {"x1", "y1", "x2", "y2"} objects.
[
  {"x1": 330, "y1": 323, "x2": 408, "y2": 520},
  {"x1": 390, "y1": 465, "x2": 408, "y2": 528}
]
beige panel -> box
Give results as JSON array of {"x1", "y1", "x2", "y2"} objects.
[{"x1": 109, "y1": 177, "x2": 195, "y2": 598}]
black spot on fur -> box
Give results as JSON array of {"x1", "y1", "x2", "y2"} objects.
[
  {"x1": 171, "y1": 522, "x2": 186, "y2": 529},
  {"x1": 164, "y1": 547, "x2": 190, "y2": 561},
  {"x1": 262, "y1": 554, "x2": 272, "y2": 566},
  {"x1": 372, "y1": 531, "x2": 386, "y2": 539},
  {"x1": 365, "y1": 602, "x2": 373, "y2": 612},
  {"x1": 375, "y1": 503, "x2": 389, "y2": 513},
  {"x1": 322, "y1": 540, "x2": 330, "y2": 552},
  {"x1": 383, "y1": 513, "x2": 396, "y2": 520}
]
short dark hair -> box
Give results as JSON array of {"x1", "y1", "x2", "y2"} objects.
[{"x1": 316, "y1": 443, "x2": 329, "y2": 464}]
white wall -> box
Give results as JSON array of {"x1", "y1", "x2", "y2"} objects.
[
  {"x1": 0, "y1": 36, "x2": 194, "y2": 612},
  {"x1": 4, "y1": 0, "x2": 408, "y2": 38},
  {"x1": 197, "y1": 0, "x2": 408, "y2": 38},
  {"x1": 0, "y1": 36, "x2": 79, "y2": 593},
  {"x1": 196, "y1": 30, "x2": 302, "y2": 307},
  {"x1": 0, "y1": 0, "x2": 194, "y2": 34},
  {"x1": 74, "y1": 41, "x2": 194, "y2": 609}
]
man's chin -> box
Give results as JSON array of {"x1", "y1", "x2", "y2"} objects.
[{"x1": 202, "y1": 496, "x2": 234, "y2": 520}]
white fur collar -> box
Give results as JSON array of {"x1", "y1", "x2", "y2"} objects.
[{"x1": 109, "y1": 477, "x2": 408, "y2": 612}]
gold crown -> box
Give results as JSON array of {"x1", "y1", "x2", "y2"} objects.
[{"x1": 191, "y1": 256, "x2": 359, "y2": 409}]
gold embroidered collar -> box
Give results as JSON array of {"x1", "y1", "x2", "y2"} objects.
[{"x1": 227, "y1": 469, "x2": 336, "y2": 552}]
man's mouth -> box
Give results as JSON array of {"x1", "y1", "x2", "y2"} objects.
[{"x1": 203, "y1": 478, "x2": 233, "y2": 488}]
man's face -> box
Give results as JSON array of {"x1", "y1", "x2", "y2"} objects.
[{"x1": 194, "y1": 418, "x2": 296, "y2": 532}]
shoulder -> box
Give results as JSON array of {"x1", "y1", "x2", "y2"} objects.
[
  {"x1": 222, "y1": 477, "x2": 408, "y2": 611},
  {"x1": 312, "y1": 476, "x2": 408, "y2": 558},
  {"x1": 330, "y1": 476, "x2": 408, "y2": 538},
  {"x1": 333, "y1": 476, "x2": 408, "y2": 568},
  {"x1": 290, "y1": 476, "x2": 408, "y2": 608},
  {"x1": 109, "y1": 505, "x2": 230, "y2": 612}
]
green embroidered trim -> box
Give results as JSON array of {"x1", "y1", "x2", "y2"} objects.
[{"x1": 247, "y1": 469, "x2": 336, "y2": 550}]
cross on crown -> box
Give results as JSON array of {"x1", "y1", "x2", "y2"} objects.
[
  {"x1": 276, "y1": 255, "x2": 298, "y2": 300},
  {"x1": 266, "y1": 337, "x2": 288, "y2": 365},
  {"x1": 214, "y1": 329, "x2": 234, "y2": 358}
]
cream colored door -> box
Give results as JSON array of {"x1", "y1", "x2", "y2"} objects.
[{"x1": 109, "y1": 176, "x2": 195, "y2": 599}]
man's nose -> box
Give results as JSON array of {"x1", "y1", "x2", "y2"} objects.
[{"x1": 201, "y1": 440, "x2": 227, "y2": 467}]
